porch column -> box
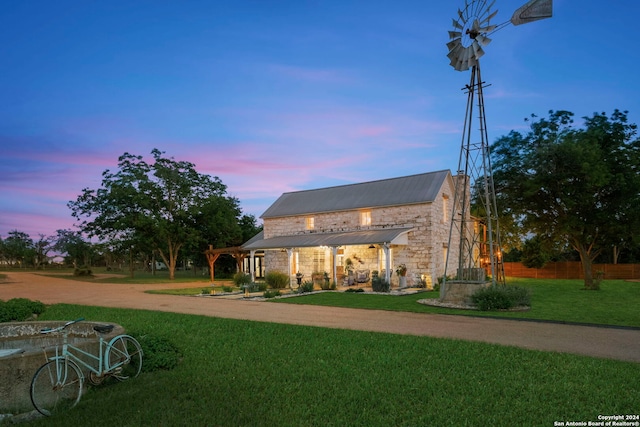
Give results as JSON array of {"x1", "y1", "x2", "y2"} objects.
[
  {"x1": 250, "y1": 250, "x2": 256, "y2": 282},
  {"x1": 331, "y1": 246, "x2": 338, "y2": 284},
  {"x1": 383, "y1": 243, "x2": 391, "y2": 283},
  {"x1": 286, "y1": 248, "x2": 294, "y2": 288}
]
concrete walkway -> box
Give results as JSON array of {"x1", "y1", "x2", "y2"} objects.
[{"x1": 1, "y1": 272, "x2": 639, "y2": 363}]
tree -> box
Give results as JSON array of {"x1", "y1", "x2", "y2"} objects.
[
  {"x1": 492, "y1": 110, "x2": 640, "y2": 289},
  {"x1": 2, "y1": 230, "x2": 33, "y2": 267},
  {"x1": 53, "y1": 229, "x2": 94, "y2": 267},
  {"x1": 68, "y1": 149, "x2": 243, "y2": 279},
  {"x1": 33, "y1": 234, "x2": 54, "y2": 269}
]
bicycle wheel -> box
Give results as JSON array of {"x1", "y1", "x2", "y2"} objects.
[
  {"x1": 106, "y1": 335, "x2": 143, "y2": 381},
  {"x1": 30, "y1": 359, "x2": 83, "y2": 416}
]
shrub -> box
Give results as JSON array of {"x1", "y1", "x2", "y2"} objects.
[
  {"x1": 232, "y1": 272, "x2": 252, "y2": 287},
  {"x1": 132, "y1": 332, "x2": 182, "y2": 372},
  {"x1": 0, "y1": 298, "x2": 46, "y2": 322},
  {"x1": 371, "y1": 277, "x2": 390, "y2": 293},
  {"x1": 344, "y1": 288, "x2": 365, "y2": 293},
  {"x1": 265, "y1": 271, "x2": 289, "y2": 289},
  {"x1": 74, "y1": 266, "x2": 93, "y2": 276},
  {"x1": 263, "y1": 290, "x2": 281, "y2": 298},
  {"x1": 222, "y1": 286, "x2": 233, "y2": 293},
  {"x1": 471, "y1": 286, "x2": 531, "y2": 311},
  {"x1": 320, "y1": 278, "x2": 335, "y2": 290},
  {"x1": 298, "y1": 281, "x2": 315, "y2": 294}
]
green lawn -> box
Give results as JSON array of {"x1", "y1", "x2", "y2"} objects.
[
  {"x1": 272, "y1": 278, "x2": 640, "y2": 328},
  {"x1": 28, "y1": 304, "x2": 640, "y2": 426},
  {"x1": 150, "y1": 278, "x2": 640, "y2": 328}
]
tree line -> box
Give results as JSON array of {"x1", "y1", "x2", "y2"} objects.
[{"x1": 2, "y1": 149, "x2": 262, "y2": 277}]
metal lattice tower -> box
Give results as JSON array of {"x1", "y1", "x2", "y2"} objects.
[{"x1": 444, "y1": 63, "x2": 505, "y2": 286}]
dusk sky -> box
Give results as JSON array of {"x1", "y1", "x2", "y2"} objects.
[{"x1": 2, "y1": 1, "x2": 639, "y2": 239}]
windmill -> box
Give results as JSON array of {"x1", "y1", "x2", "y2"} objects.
[{"x1": 442, "y1": 0, "x2": 552, "y2": 300}]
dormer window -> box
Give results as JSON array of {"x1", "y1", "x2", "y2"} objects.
[
  {"x1": 305, "y1": 217, "x2": 315, "y2": 230},
  {"x1": 360, "y1": 210, "x2": 372, "y2": 226}
]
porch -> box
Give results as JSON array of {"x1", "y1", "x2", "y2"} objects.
[{"x1": 242, "y1": 227, "x2": 414, "y2": 288}]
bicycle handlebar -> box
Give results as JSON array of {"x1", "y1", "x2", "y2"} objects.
[{"x1": 40, "y1": 317, "x2": 85, "y2": 334}]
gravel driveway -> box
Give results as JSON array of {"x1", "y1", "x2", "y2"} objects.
[{"x1": 2, "y1": 272, "x2": 639, "y2": 363}]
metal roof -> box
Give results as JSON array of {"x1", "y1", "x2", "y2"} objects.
[
  {"x1": 260, "y1": 170, "x2": 450, "y2": 218},
  {"x1": 242, "y1": 227, "x2": 413, "y2": 250}
]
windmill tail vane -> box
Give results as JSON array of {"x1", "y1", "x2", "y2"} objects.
[{"x1": 511, "y1": 0, "x2": 553, "y2": 26}]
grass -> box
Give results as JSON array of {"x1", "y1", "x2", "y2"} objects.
[
  {"x1": 272, "y1": 278, "x2": 640, "y2": 328},
  {"x1": 27, "y1": 304, "x2": 640, "y2": 426}
]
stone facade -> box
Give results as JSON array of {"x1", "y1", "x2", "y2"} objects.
[{"x1": 261, "y1": 172, "x2": 461, "y2": 287}]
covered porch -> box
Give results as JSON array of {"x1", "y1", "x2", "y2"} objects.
[{"x1": 242, "y1": 227, "x2": 413, "y2": 288}]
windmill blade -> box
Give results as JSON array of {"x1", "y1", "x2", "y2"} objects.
[
  {"x1": 475, "y1": 34, "x2": 492, "y2": 46},
  {"x1": 478, "y1": 0, "x2": 496, "y2": 20},
  {"x1": 448, "y1": 30, "x2": 462, "y2": 40},
  {"x1": 472, "y1": 41, "x2": 485, "y2": 60},
  {"x1": 447, "y1": 43, "x2": 462, "y2": 60},
  {"x1": 479, "y1": 24, "x2": 497, "y2": 33},
  {"x1": 479, "y1": 10, "x2": 498, "y2": 26},
  {"x1": 447, "y1": 39, "x2": 461, "y2": 52},
  {"x1": 452, "y1": 18, "x2": 464, "y2": 30},
  {"x1": 511, "y1": 0, "x2": 552, "y2": 26}
]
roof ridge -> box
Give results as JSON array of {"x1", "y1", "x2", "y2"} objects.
[{"x1": 278, "y1": 169, "x2": 450, "y2": 196}]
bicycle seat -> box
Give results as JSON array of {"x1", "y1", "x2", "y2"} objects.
[{"x1": 93, "y1": 324, "x2": 114, "y2": 334}]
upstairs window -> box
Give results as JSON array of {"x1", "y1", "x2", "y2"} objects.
[
  {"x1": 442, "y1": 194, "x2": 449, "y2": 223},
  {"x1": 305, "y1": 217, "x2": 315, "y2": 230},
  {"x1": 360, "y1": 210, "x2": 372, "y2": 226}
]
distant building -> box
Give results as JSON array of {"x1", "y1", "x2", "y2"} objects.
[{"x1": 242, "y1": 170, "x2": 467, "y2": 288}]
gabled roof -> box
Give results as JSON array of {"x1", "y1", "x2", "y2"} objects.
[{"x1": 261, "y1": 170, "x2": 450, "y2": 219}]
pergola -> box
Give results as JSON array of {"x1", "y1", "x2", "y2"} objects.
[{"x1": 203, "y1": 245, "x2": 248, "y2": 283}]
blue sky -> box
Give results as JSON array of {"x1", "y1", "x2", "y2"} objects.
[{"x1": 1, "y1": 0, "x2": 639, "y2": 238}]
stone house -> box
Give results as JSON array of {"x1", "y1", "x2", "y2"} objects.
[{"x1": 242, "y1": 169, "x2": 465, "y2": 288}]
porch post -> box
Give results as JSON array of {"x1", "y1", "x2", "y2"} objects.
[
  {"x1": 250, "y1": 250, "x2": 256, "y2": 282},
  {"x1": 383, "y1": 243, "x2": 391, "y2": 283},
  {"x1": 286, "y1": 248, "x2": 294, "y2": 288},
  {"x1": 331, "y1": 246, "x2": 338, "y2": 285}
]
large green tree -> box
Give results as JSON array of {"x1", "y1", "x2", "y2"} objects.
[
  {"x1": 68, "y1": 149, "x2": 243, "y2": 279},
  {"x1": 492, "y1": 110, "x2": 640, "y2": 289}
]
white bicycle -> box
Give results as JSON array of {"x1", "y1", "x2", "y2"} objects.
[{"x1": 30, "y1": 318, "x2": 143, "y2": 416}]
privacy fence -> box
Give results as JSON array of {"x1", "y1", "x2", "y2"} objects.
[{"x1": 503, "y1": 262, "x2": 640, "y2": 280}]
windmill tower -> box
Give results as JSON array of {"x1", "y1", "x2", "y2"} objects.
[{"x1": 441, "y1": 0, "x2": 552, "y2": 301}]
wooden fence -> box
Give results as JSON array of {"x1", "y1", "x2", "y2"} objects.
[{"x1": 503, "y1": 262, "x2": 640, "y2": 280}]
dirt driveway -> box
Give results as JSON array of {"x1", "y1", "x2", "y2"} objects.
[{"x1": 2, "y1": 272, "x2": 639, "y2": 363}]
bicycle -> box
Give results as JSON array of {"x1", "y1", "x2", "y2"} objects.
[{"x1": 30, "y1": 317, "x2": 143, "y2": 416}]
